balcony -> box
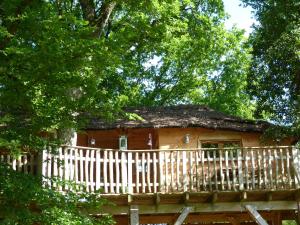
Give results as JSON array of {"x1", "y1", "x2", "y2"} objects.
[{"x1": 1, "y1": 146, "x2": 299, "y2": 194}]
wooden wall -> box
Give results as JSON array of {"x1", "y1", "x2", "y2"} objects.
[
  {"x1": 77, "y1": 127, "x2": 293, "y2": 149},
  {"x1": 157, "y1": 127, "x2": 262, "y2": 149},
  {"x1": 77, "y1": 128, "x2": 158, "y2": 149}
]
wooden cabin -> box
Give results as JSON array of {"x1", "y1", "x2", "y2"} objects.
[{"x1": 1, "y1": 105, "x2": 300, "y2": 225}]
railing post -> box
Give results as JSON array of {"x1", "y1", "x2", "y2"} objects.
[
  {"x1": 292, "y1": 146, "x2": 300, "y2": 185},
  {"x1": 182, "y1": 151, "x2": 187, "y2": 192},
  {"x1": 121, "y1": 151, "x2": 128, "y2": 193},
  {"x1": 159, "y1": 151, "x2": 163, "y2": 192},
  {"x1": 38, "y1": 149, "x2": 48, "y2": 187},
  {"x1": 128, "y1": 151, "x2": 133, "y2": 194},
  {"x1": 237, "y1": 149, "x2": 244, "y2": 190}
]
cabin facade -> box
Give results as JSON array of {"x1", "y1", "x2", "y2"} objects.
[{"x1": 1, "y1": 105, "x2": 300, "y2": 225}]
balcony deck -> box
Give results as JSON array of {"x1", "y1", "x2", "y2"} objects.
[
  {"x1": 39, "y1": 146, "x2": 300, "y2": 193},
  {"x1": 1, "y1": 146, "x2": 300, "y2": 224}
]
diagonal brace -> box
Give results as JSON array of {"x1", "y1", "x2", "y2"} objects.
[
  {"x1": 244, "y1": 205, "x2": 268, "y2": 225},
  {"x1": 174, "y1": 207, "x2": 193, "y2": 225}
]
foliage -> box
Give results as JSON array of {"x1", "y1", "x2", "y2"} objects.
[
  {"x1": 0, "y1": 0, "x2": 256, "y2": 157},
  {"x1": 187, "y1": 28, "x2": 255, "y2": 118},
  {"x1": 0, "y1": 0, "x2": 256, "y2": 223},
  {"x1": 0, "y1": 163, "x2": 114, "y2": 225},
  {"x1": 241, "y1": 0, "x2": 300, "y2": 131}
]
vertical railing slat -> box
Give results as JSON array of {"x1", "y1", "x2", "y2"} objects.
[
  {"x1": 250, "y1": 149, "x2": 255, "y2": 190},
  {"x1": 85, "y1": 149, "x2": 90, "y2": 192},
  {"x1": 103, "y1": 150, "x2": 108, "y2": 193},
  {"x1": 159, "y1": 151, "x2": 163, "y2": 192},
  {"x1": 213, "y1": 150, "x2": 218, "y2": 190},
  {"x1": 274, "y1": 148, "x2": 279, "y2": 189},
  {"x1": 225, "y1": 150, "x2": 230, "y2": 190},
  {"x1": 115, "y1": 151, "x2": 120, "y2": 193},
  {"x1": 262, "y1": 149, "x2": 267, "y2": 188},
  {"x1": 109, "y1": 150, "x2": 114, "y2": 193},
  {"x1": 153, "y1": 152, "x2": 157, "y2": 193},
  {"x1": 189, "y1": 151, "x2": 194, "y2": 191},
  {"x1": 237, "y1": 149, "x2": 243, "y2": 190},
  {"x1": 142, "y1": 152, "x2": 146, "y2": 193},
  {"x1": 182, "y1": 151, "x2": 187, "y2": 192},
  {"x1": 128, "y1": 151, "x2": 133, "y2": 194},
  {"x1": 164, "y1": 151, "x2": 168, "y2": 193},
  {"x1": 201, "y1": 150, "x2": 206, "y2": 191},
  {"x1": 135, "y1": 152, "x2": 139, "y2": 193},
  {"x1": 79, "y1": 149, "x2": 84, "y2": 191},
  {"x1": 245, "y1": 149, "x2": 249, "y2": 190},
  {"x1": 286, "y1": 148, "x2": 291, "y2": 189},
  {"x1": 257, "y1": 150, "x2": 262, "y2": 189},
  {"x1": 90, "y1": 149, "x2": 95, "y2": 192},
  {"x1": 268, "y1": 148, "x2": 273, "y2": 189},
  {"x1": 230, "y1": 150, "x2": 236, "y2": 191},
  {"x1": 171, "y1": 151, "x2": 174, "y2": 191},
  {"x1": 96, "y1": 150, "x2": 101, "y2": 191},
  {"x1": 147, "y1": 152, "x2": 151, "y2": 193},
  {"x1": 176, "y1": 151, "x2": 180, "y2": 191},
  {"x1": 219, "y1": 149, "x2": 224, "y2": 190},
  {"x1": 121, "y1": 151, "x2": 127, "y2": 193}
]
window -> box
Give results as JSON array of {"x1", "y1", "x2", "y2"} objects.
[
  {"x1": 119, "y1": 135, "x2": 127, "y2": 150},
  {"x1": 200, "y1": 140, "x2": 241, "y2": 158}
]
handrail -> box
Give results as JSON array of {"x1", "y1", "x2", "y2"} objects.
[
  {"x1": 2, "y1": 146, "x2": 299, "y2": 194},
  {"x1": 62, "y1": 145, "x2": 295, "y2": 152}
]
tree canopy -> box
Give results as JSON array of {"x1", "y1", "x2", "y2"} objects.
[
  {"x1": 242, "y1": 0, "x2": 300, "y2": 132},
  {"x1": 0, "y1": 0, "x2": 278, "y2": 223},
  {"x1": 0, "y1": 0, "x2": 255, "y2": 153}
]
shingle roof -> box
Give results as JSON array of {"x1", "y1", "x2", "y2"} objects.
[{"x1": 86, "y1": 105, "x2": 271, "y2": 132}]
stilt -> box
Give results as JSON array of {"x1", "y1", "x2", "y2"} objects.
[
  {"x1": 174, "y1": 207, "x2": 193, "y2": 225},
  {"x1": 244, "y1": 205, "x2": 268, "y2": 225},
  {"x1": 130, "y1": 205, "x2": 139, "y2": 225},
  {"x1": 297, "y1": 201, "x2": 300, "y2": 225}
]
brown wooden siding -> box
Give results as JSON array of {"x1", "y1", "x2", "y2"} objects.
[{"x1": 77, "y1": 128, "x2": 159, "y2": 150}]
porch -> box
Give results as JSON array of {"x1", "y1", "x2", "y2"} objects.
[
  {"x1": 1, "y1": 146, "x2": 300, "y2": 194},
  {"x1": 2, "y1": 146, "x2": 300, "y2": 225}
]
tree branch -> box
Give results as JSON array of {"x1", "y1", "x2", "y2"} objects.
[
  {"x1": 95, "y1": 0, "x2": 116, "y2": 38},
  {"x1": 79, "y1": 0, "x2": 96, "y2": 24},
  {"x1": 0, "y1": 0, "x2": 34, "y2": 50}
]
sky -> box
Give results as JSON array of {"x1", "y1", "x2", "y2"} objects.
[{"x1": 223, "y1": 0, "x2": 257, "y2": 35}]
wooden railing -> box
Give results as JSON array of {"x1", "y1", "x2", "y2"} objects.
[{"x1": 1, "y1": 146, "x2": 300, "y2": 194}]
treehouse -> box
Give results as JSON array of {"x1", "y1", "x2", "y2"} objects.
[{"x1": 1, "y1": 105, "x2": 300, "y2": 225}]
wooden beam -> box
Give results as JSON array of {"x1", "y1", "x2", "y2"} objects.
[
  {"x1": 244, "y1": 205, "x2": 268, "y2": 225},
  {"x1": 89, "y1": 201, "x2": 297, "y2": 215},
  {"x1": 130, "y1": 205, "x2": 139, "y2": 225},
  {"x1": 174, "y1": 207, "x2": 193, "y2": 225},
  {"x1": 122, "y1": 211, "x2": 295, "y2": 224}
]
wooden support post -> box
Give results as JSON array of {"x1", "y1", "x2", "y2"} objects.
[
  {"x1": 267, "y1": 191, "x2": 273, "y2": 201},
  {"x1": 244, "y1": 205, "x2": 268, "y2": 225},
  {"x1": 240, "y1": 191, "x2": 247, "y2": 202},
  {"x1": 174, "y1": 207, "x2": 193, "y2": 225},
  {"x1": 272, "y1": 212, "x2": 282, "y2": 225},
  {"x1": 211, "y1": 192, "x2": 218, "y2": 203},
  {"x1": 155, "y1": 193, "x2": 160, "y2": 205},
  {"x1": 130, "y1": 205, "x2": 139, "y2": 225},
  {"x1": 297, "y1": 201, "x2": 300, "y2": 225},
  {"x1": 184, "y1": 192, "x2": 190, "y2": 204}
]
